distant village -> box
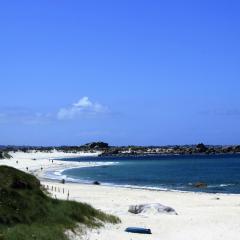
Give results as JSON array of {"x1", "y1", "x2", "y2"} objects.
[{"x1": 1, "y1": 142, "x2": 240, "y2": 159}]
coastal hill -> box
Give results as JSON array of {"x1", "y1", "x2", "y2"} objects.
[
  {"x1": 1, "y1": 142, "x2": 240, "y2": 158},
  {"x1": 0, "y1": 166, "x2": 120, "y2": 240}
]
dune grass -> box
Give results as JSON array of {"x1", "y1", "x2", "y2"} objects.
[
  {"x1": 0, "y1": 166, "x2": 120, "y2": 240},
  {"x1": 0, "y1": 152, "x2": 12, "y2": 159}
]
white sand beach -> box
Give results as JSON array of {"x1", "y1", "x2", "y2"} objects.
[{"x1": 1, "y1": 151, "x2": 240, "y2": 240}]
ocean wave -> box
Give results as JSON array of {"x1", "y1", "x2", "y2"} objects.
[
  {"x1": 188, "y1": 182, "x2": 236, "y2": 188},
  {"x1": 43, "y1": 161, "x2": 119, "y2": 182},
  {"x1": 207, "y1": 183, "x2": 236, "y2": 188},
  {"x1": 43, "y1": 170, "x2": 189, "y2": 193}
]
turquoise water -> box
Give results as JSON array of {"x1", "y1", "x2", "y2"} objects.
[{"x1": 59, "y1": 154, "x2": 240, "y2": 193}]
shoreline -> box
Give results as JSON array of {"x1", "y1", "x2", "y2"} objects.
[
  {"x1": 42, "y1": 175, "x2": 240, "y2": 197},
  {"x1": 41, "y1": 160, "x2": 240, "y2": 196},
  {"x1": 0, "y1": 150, "x2": 239, "y2": 196},
  {"x1": 41, "y1": 164, "x2": 239, "y2": 196}
]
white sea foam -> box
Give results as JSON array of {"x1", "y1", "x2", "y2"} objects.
[{"x1": 43, "y1": 161, "x2": 119, "y2": 182}]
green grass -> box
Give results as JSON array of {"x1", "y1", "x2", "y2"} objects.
[
  {"x1": 0, "y1": 152, "x2": 12, "y2": 159},
  {"x1": 0, "y1": 166, "x2": 120, "y2": 240}
]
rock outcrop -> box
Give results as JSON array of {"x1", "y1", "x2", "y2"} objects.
[
  {"x1": 128, "y1": 203, "x2": 177, "y2": 215},
  {"x1": 194, "y1": 182, "x2": 207, "y2": 188}
]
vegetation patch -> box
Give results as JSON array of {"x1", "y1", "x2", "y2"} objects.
[
  {"x1": 0, "y1": 152, "x2": 12, "y2": 159},
  {"x1": 0, "y1": 166, "x2": 120, "y2": 240}
]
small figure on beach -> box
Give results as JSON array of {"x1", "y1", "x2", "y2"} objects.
[
  {"x1": 26, "y1": 167, "x2": 28, "y2": 171},
  {"x1": 16, "y1": 160, "x2": 18, "y2": 164},
  {"x1": 67, "y1": 190, "x2": 69, "y2": 200}
]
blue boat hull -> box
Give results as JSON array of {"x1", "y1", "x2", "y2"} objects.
[{"x1": 125, "y1": 227, "x2": 152, "y2": 234}]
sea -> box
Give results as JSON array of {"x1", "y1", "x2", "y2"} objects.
[{"x1": 50, "y1": 154, "x2": 240, "y2": 194}]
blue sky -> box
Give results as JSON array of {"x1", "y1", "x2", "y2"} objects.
[{"x1": 0, "y1": 0, "x2": 240, "y2": 146}]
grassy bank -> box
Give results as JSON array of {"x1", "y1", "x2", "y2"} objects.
[
  {"x1": 0, "y1": 152, "x2": 12, "y2": 159},
  {"x1": 0, "y1": 166, "x2": 120, "y2": 240}
]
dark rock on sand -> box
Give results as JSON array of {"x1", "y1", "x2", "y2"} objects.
[{"x1": 93, "y1": 181, "x2": 101, "y2": 185}]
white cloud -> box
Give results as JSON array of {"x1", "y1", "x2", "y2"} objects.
[
  {"x1": 73, "y1": 97, "x2": 93, "y2": 108},
  {"x1": 0, "y1": 97, "x2": 108, "y2": 124},
  {"x1": 57, "y1": 97, "x2": 108, "y2": 120}
]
